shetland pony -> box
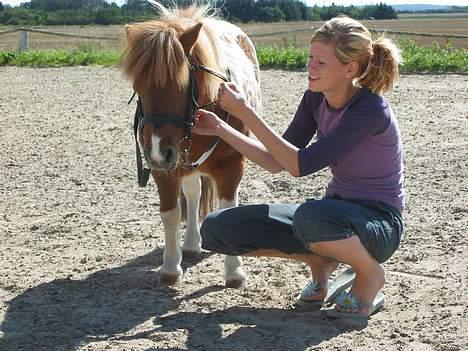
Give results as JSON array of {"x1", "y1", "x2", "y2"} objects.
[{"x1": 122, "y1": 1, "x2": 261, "y2": 287}]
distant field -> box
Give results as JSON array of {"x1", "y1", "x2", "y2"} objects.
[
  {"x1": 241, "y1": 14, "x2": 468, "y2": 49},
  {"x1": 1, "y1": 13, "x2": 467, "y2": 51}
]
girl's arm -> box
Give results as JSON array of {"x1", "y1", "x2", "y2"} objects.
[
  {"x1": 229, "y1": 106, "x2": 301, "y2": 176},
  {"x1": 193, "y1": 109, "x2": 285, "y2": 174},
  {"x1": 217, "y1": 83, "x2": 301, "y2": 176}
]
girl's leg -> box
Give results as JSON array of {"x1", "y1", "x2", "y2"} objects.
[
  {"x1": 293, "y1": 198, "x2": 402, "y2": 313},
  {"x1": 245, "y1": 249, "x2": 339, "y2": 301},
  {"x1": 201, "y1": 203, "x2": 307, "y2": 256},
  {"x1": 308, "y1": 237, "x2": 384, "y2": 313},
  {"x1": 201, "y1": 203, "x2": 340, "y2": 300}
]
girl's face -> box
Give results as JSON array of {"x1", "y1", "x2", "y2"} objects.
[{"x1": 307, "y1": 41, "x2": 353, "y2": 93}]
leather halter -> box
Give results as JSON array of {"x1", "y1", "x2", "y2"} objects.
[{"x1": 129, "y1": 57, "x2": 230, "y2": 187}]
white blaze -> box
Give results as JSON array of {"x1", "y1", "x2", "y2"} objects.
[{"x1": 150, "y1": 134, "x2": 164, "y2": 163}]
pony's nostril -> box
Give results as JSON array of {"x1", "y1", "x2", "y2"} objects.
[{"x1": 162, "y1": 147, "x2": 175, "y2": 162}]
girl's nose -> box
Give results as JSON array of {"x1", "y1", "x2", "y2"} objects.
[{"x1": 307, "y1": 61, "x2": 315, "y2": 71}]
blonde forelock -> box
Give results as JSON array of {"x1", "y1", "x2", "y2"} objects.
[{"x1": 121, "y1": 2, "x2": 223, "y2": 100}]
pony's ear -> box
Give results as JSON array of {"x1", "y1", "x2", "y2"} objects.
[
  {"x1": 179, "y1": 22, "x2": 203, "y2": 55},
  {"x1": 125, "y1": 24, "x2": 132, "y2": 37}
]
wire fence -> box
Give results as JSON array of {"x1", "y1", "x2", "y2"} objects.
[
  {"x1": 1, "y1": 26, "x2": 468, "y2": 51},
  {"x1": 0, "y1": 27, "x2": 120, "y2": 51}
]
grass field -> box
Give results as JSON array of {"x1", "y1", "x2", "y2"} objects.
[{"x1": 1, "y1": 13, "x2": 468, "y2": 51}]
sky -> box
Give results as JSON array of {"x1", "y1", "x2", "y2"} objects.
[{"x1": 2, "y1": 0, "x2": 468, "y2": 7}]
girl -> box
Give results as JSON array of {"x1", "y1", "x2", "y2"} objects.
[{"x1": 193, "y1": 16, "x2": 404, "y2": 319}]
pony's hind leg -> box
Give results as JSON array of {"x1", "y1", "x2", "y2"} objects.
[
  {"x1": 219, "y1": 197, "x2": 247, "y2": 288},
  {"x1": 181, "y1": 173, "x2": 202, "y2": 260},
  {"x1": 213, "y1": 158, "x2": 248, "y2": 288},
  {"x1": 154, "y1": 174, "x2": 183, "y2": 287}
]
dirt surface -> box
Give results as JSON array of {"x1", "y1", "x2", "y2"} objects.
[{"x1": 0, "y1": 67, "x2": 467, "y2": 351}]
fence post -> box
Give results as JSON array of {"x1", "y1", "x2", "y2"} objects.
[{"x1": 18, "y1": 29, "x2": 29, "y2": 52}]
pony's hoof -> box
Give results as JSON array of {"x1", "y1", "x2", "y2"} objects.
[
  {"x1": 158, "y1": 273, "x2": 181, "y2": 288},
  {"x1": 225, "y1": 278, "x2": 247, "y2": 289},
  {"x1": 182, "y1": 249, "x2": 201, "y2": 262}
]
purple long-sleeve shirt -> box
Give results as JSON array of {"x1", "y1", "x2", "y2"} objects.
[{"x1": 283, "y1": 88, "x2": 405, "y2": 212}]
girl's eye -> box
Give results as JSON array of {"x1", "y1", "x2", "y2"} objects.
[{"x1": 319, "y1": 61, "x2": 325, "y2": 65}]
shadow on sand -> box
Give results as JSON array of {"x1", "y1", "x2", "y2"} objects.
[
  {"x1": 0, "y1": 249, "x2": 213, "y2": 350},
  {"x1": 1, "y1": 250, "x2": 365, "y2": 351},
  {"x1": 112, "y1": 285, "x2": 367, "y2": 351}
]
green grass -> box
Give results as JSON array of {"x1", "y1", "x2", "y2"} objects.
[
  {"x1": 257, "y1": 41, "x2": 468, "y2": 73},
  {"x1": 399, "y1": 40, "x2": 468, "y2": 73},
  {"x1": 256, "y1": 46, "x2": 308, "y2": 69},
  {"x1": 0, "y1": 44, "x2": 119, "y2": 67},
  {"x1": 0, "y1": 41, "x2": 466, "y2": 73}
]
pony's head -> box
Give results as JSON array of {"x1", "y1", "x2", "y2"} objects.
[{"x1": 122, "y1": 2, "x2": 222, "y2": 170}]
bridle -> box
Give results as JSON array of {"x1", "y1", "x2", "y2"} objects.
[{"x1": 128, "y1": 56, "x2": 230, "y2": 187}]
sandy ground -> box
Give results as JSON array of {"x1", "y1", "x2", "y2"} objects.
[{"x1": 0, "y1": 67, "x2": 467, "y2": 351}]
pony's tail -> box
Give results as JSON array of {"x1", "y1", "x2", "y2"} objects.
[
  {"x1": 199, "y1": 176, "x2": 216, "y2": 219},
  {"x1": 356, "y1": 36, "x2": 402, "y2": 95},
  {"x1": 180, "y1": 176, "x2": 216, "y2": 222}
]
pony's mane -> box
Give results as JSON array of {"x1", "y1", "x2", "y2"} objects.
[{"x1": 122, "y1": 1, "x2": 222, "y2": 100}]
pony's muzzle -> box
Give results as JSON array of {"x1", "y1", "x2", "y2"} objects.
[
  {"x1": 161, "y1": 146, "x2": 176, "y2": 164},
  {"x1": 144, "y1": 145, "x2": 178, "y2": 170}
]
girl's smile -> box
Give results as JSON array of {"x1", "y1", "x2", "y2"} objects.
[{"x1": 307, "y1": 41, "x2": 360, "y2": 109}]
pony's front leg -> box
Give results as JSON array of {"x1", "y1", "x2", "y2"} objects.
[
  {"x1": 181, "y1": 173, "x2": 202, "y2": 260},
  {"x1": 155, "y1": 175, "x2": 183, "y2": 287},
  {"x1": 159, "y1": 206, "x2": 183, "y2": 286},
  {"x1": 219, "y1": 197, "x2": 247, "y2": 288}
]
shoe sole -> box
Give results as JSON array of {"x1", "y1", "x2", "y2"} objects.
[
  {"x1": 294, "y1": 267, "x2": 356, "y2": 308},
  {"x1": 325, "y1": 291, "x2": 386, "y2": 319}
]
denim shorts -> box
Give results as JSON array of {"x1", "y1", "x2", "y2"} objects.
[{"x1": 200, "y1": 197, "x2": 403, "y2": 263}]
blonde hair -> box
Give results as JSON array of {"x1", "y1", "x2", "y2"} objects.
[
  {"x1": 310, "y1": 16, "x2": 402, "y2": 95},
  {"x1": 121, "y1": 2, "x2": 222, "y2": 102},
  {"x1": 122, "y1": 20, "x2": 190, "y2": 90}
]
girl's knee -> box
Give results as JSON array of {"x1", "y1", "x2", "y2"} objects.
[
  {"x1": 293, "y1": 200, "x2": 351, "y2": 244},
  {"x1": 200, "y1": 209, "x2": 245, "y2": 254},
  {"x1": 200, "y1": 212, "x2": 222, "y2": 247},
  {"x1": 293, "y1": 201, "x2": 326, "y2": 233}
]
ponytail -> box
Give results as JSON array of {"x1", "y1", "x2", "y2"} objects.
[
  {"x1": 311, "y1": 17, "x2": 402, "y2": 95},
  {"x1": 356, "y1": 36, "x2": 402, "y2": 95}
]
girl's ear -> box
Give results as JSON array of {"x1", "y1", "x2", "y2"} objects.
[{"x1": 345, "y1": 61, "x2": 360, "y2": 79}]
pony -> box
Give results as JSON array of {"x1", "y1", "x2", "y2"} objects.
[{"x1": 121, "y1": 1, "x2": 261, "y2": 288}]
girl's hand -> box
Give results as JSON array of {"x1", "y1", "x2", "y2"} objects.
[
  {"x1": 218, "y1": 82, "x2": 250, "y2": 118},
  {"x1": 192, "y1": 109, "x2": 224, "y2": 136}
]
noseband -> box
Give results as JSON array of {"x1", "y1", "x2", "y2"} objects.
[{"x1": 129, "y1": 56, "x2": 230, "y2": 187}]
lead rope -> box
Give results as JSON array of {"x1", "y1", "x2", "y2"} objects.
[
  {"x1": 129, "y1": 96, "x2": 151, "y2": 187},
  {"x1": 128, "y1": 63, "x2": 232, "y2": 185},
  {"x1": 184, "y1": 66, "x2": 231, "y2": 170},
  {"x1": 184, "y1": 113, "x2": 230, "y2": 170}
]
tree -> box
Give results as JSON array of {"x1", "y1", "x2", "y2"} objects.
[
  {"x1": 0, "y1": 0, "x2": 400, "y2": 26},
  {"x1": 219, "y1": 0, "x2": 256, "y2": 22},
  {"x1": 123, "y1": 0, "x2": 152, "y2": 12},
  {"x1": 95, "y1": 7, "x2": 121, "y2": 24},
  {"x1": 29, "y1": 0, "x2": 111, "y2": 11},
  {"x1": 256, "y1": 6, "x2": 285, "y2": 22}
]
